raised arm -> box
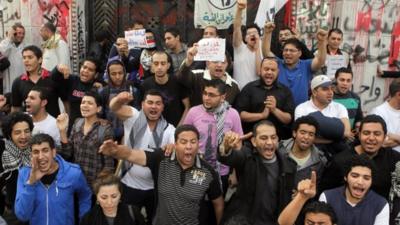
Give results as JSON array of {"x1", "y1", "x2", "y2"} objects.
[
  {"x1": 311, "y1": 29, "x2": 328, "y2": 72},
  {"x1": 232, "y1": 0, "x2": 246, "y2": 48},
  {"x1": 278, "y1": 171, "x2": 317, "y2": 225},
  {"x1": 109, "y1": 91, "x2": 135, "y2": 121},
  {"x1": 262, "y1": 21, "x2": 276, "y2": 58},
  {"x1": 99, "y1": 139, "x2": 147, "y2": 166}
]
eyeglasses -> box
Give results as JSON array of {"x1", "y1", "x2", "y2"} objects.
[
  {"x1": 283, "y1": 48, "x2": 299, "y2": 53},
  {"x1": 202, "y1": 91, "x2": 221, "y2": 98}
]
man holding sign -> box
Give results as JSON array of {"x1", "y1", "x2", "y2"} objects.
[{"x1": 177, "y1": 44, "x2": 240, "y2": 107}]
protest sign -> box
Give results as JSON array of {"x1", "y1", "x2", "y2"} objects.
[
  {"x1": 125, "y1": 29, "x2": 147, "y2": 49},
  {"x1": 194, "y1": 38, "x2": 226, "y2": 62},
  {"x1": 326, "y1": 55, "x2": 347, "y2": 78}
]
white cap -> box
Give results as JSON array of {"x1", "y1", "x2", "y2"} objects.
[{"x1": 311, "y1": 75, "x2": 332, "y2": 90}]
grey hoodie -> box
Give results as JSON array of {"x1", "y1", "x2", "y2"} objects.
[{"x1": 279, "y1": 138, "x2": 327, "y2": 186}]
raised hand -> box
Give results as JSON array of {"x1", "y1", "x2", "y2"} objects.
[
  {"x1": 316, "y1": 29, "x2": 328, "y2": 42},
  {"x1": 27, "y1": 156, "x2": 47, "y2": 185},
  {"x1": 264, "y1": 21, "x2": 276, "y2": 34},
  {"x1": 116, "y1": 38, "x2": 129, "y2": 57},
  {"x1": 56, "y1": 113, "x2": 69, "y2": 132},
  {"x1": 237, "y1": 0, "x2": 247, "y2": 10},
  {"x1": 186, "y1": 43, "x2": 198, "y2": 66},
  {"x1": 99, "y1": 140, "x2": 120, "y2": 157},
  {"x1": 297, "y1": 171, "x2": 317, "y2": 200},
  {"x1": 115, "y1": 91, "x2": 134, "y2": 104},
  {"x1": 57, "y1": 64, "x2": 71, "y2": 79}
]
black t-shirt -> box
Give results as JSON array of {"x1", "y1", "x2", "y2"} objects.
[
  {"x1": 235, "y1": 79, "x2": 294, "y2": 139},
  {"x1": 11, "y1": 71, "x2": 62, "y2": 117},
  {"x1": 41, "y1": 168, "x2": 59, "y2": 186},
  {"x1": 142, "y1": 75, "x2": 188, "y2": 126}
]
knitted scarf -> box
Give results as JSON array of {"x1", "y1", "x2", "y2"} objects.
[{"x1": 42, "y1": 33, "x2": 62, "y2": 49}]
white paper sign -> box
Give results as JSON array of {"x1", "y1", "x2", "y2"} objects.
[
  {"x1": 326, "y1": 55, "x2": 347, "y2": 78},
  {"x1": 194, "y1": 0, "x2": 246, "y2": 29},
  {"x1": 194, "y1": 38, "x2": 226, "y2": 61},
  {"x1": 125, "y1": 29, "x2": 147, "y2": 49}
]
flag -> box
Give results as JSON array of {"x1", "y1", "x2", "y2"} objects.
[{"x1": 254, "y1": 0, "x2": 288, "y2": 28}]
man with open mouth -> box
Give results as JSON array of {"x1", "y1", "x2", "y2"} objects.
[{"x1": 319, "y1": 154, "x2": 389, "y2": 225}]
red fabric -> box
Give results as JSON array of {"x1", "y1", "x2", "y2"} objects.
[{"x1": 21, "y1": 68, "x2": 50, "y2": 81}]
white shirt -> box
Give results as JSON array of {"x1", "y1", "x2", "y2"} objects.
[
  {"x1": 32, "y1": 114, "x2": 61, "y2": 146},
  {"x1": 233, "y1": 42, "x2": 262, "y2": 89},
  {"x1": 371, "y1": 101, "x2": 400, "y2": 152},
  {"x1": 295, "y1": 99, "x2": 349, "y2": 120},
  {"x1": 42, "y1": 39, "x2": 71, "y2": 71},
  {"x1": 122, "y1": 106, "x2": 175, "y2": 190}
]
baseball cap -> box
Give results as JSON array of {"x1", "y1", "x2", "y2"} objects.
[{"x1": 311, "y1": 75, "x2": 332, "y2": 90}]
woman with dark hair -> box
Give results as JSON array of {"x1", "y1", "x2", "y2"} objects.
[
  {"x1": 0, "y1": 112, "x2": 33, "y2": 224},
  {"x1": 80, "y1": 172, "x2": 145, "y2": 225},
  {"x1": 57, "y1": 91, "x2": 115, "y2": 185}
]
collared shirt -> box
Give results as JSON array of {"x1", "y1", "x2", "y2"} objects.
[
  {"x1": 235, "y1": 79, "x2": 294, "y2": 139},
  {"x1": 146, "y1": 150, "x2": 222, "y2": 225},
  {"x1": 11, "y1": 69, "x2": 61, "y2": 117},
  {"x1": 61, "y1": 119, "x2": 115, "y2": 185},
  {"x1": 277, "y1": 58, "x2": 313, "y2": 106}
]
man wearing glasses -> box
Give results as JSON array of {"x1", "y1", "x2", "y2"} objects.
[
  {"x1": 177, "y1": 44, "x2": 240, "y2": 107},
  {"x1": 262, "y1": 22, "x2": 328, "y2": 106}
]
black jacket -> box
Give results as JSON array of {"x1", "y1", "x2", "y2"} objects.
[
  {"x1": 218, "y1": 146, "x2": 297, "y2": 225},
  {"x1": 320, "y1": 144, "x2": 400, "y2": 199},
  {"x1": 80, "y1": 203, "x2": 145, "y2": 225}
]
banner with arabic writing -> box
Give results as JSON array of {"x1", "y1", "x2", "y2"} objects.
[{"x1": 194, "y1": 0, "x2": 246, "y2": 30}]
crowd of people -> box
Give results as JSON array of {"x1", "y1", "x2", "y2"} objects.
[{"x1": 1, "y1": 0, "x2": 400, "y2": 224}]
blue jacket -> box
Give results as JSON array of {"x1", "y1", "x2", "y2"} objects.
[{"x1": 15, "y1": 155, "x2": 92, "y2": 225}]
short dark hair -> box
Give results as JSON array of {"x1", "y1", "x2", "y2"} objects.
[
  {"x1": 92, "y1": 171, "x2": 122, "y2": 195},
  {"x1": 328, "y1": 28, "x2": 344, "y2": 37},
  {"x1": 344, "y1": 154, "x2": 376, "y2": 179},
  {"x1": 165, "y1": 27, "x2": 180, "y2": 38},
  {"x1": 302, "y1": 201, "x2": 337, "y2": 224},
  {"x1": 2, "y1": 112, "x2": 34, "y2": 140},
  {"x1": 29, "y1": 133, "x2": 55, "y2": 149},
  {"x1": 83, "y1": 90, "x2": 102, "y2": 107},
  {"x1": 12, "y1": 22, "x2": 25, "y2": 30},
  {"x1": 245, "y1": 24, "x2": 261, "y2": 36},
  {"x1": 174, "y1": 124, "x2": 200, "y2": 141},
  {"x1": 334, "y1": 67, "x2": 353, "y2": 79},
  {"x1": 152, "y1": 51, "x2": 169, "y2": 60},
  {"x1": 282, "y1": 38, "x2": 302, "y2": 51},
  {"x1": 279, "y1": 26, "x2": 294, "y2": 34},
  {"x1": 43, "y1": 22, "x2": 57, "y2": 33},
  {"x1": 359, "y1": 114, "x2": 387, "y2": 135},
  {"x1": 203, "y1": 79, "x2": 227, "y2": 95},
  {"x1": 30, "y1": 86, "x2": 49, "y2": 101},
  {"x1": 252, "y1": 120, "x2": 276, "y2": 137},
  {"x1": 22, "y1": 45, "x2": 43, "y2": 59},
  {"x1": 292, "y1": 116, "x2": 319, "y2": 132},
  {"x1": 143, "y1": 89, "x2": 165, "y2": 104},
  {"x1": 260, "y1": 57, "x2": 279, "y2": 68},
  {"x1": 389, "y1": 78, "x2": 400, "y2": 97},
  {"x1": 83, "y1": 57, "x2": 100, "y2": 73},
  {"x1": 106, "y1": 59, "x2": 126, "y2": 76}
]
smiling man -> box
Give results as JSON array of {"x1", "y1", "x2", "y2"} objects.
[
  {"x1": 319, "y1": 154, "x2": 389, "y2": 225},
  {"x1": 320, "y1": 115, "x2": 400, "y2": 200},
  {"x1": 218, "y1": 120, "x2": 297, "y2": 224},
  {"x1": 99, "y1": 125, "x2": 224, "y2": 225},
  {"x1": 279, "y1": 116, "x2": 326, "y2": 186}
]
